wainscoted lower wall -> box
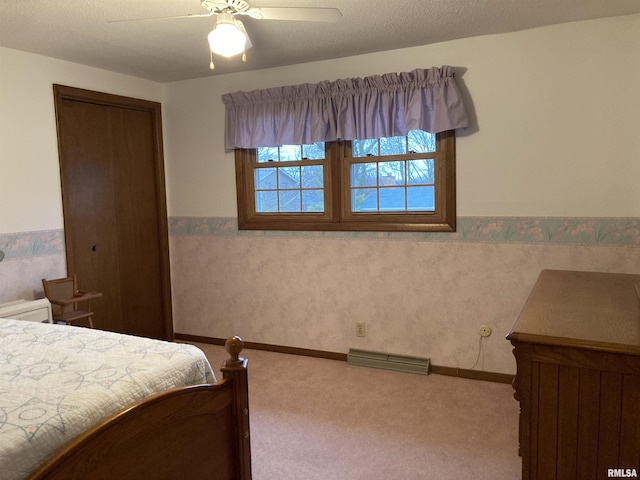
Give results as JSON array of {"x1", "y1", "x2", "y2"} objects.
[
  {"x1": 2, "y1": 218, "x2": 638, "y2": 374},
  {"x1": 168, "y1": 217, "x2": 639, "y2": 375},
  {"x1": 0, "y1": 230, "x2": 66, "y2": 302}
]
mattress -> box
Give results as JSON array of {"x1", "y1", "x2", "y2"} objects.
[{"x1": 0, "y1": 318, "x2": 215, "y2": 480}]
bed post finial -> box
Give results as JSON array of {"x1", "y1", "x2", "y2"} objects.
[
  {"x1": 224, "y1": 335, "x2": 245, "y2": 367},
  {"x1": 221, "y1": 335, "x2": 252, "y2": 479}
]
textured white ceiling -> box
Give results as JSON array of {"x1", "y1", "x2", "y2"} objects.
[{"x1": 1, "y1": 0, "x2": 639, "y2": 83}]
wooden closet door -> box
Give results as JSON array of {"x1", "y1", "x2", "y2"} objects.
[{"x1": 53, "y1": 85, "x2": 172, "y2": 340}]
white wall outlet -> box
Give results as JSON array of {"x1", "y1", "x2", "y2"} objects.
[
  {"x1": 479, "y1": 325, "x2": 492, "y2": 337},
  {"x1": 356, "y1": 322, "x2": 366, "y2": 337}
]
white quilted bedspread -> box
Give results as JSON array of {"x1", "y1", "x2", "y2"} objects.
[{"x1": 0, "y1": 318, "x2": 215, "y2": 480}]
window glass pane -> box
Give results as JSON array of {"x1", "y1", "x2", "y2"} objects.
[
  {"x1": 279, "y1": 190, "x2": 301, "y2": 212},
  {"x1": 301, "y1": 165, "x2": 323, "y2": 188},
  {"x1": 302, "y1": 190, "x2": 324, "y2": 212},
  {"x1": 380, "y1": 135, "x2": 406, "y2": 155},
  {"x1": 256, "y1": 190, "x2": 278, "y2": 212},
  {"x1": 352, "y1": 188, "x2": 377, "y2": 212},
  {"x1": 279, "y1": 145, "x2": 302, "y2": 162},
  {"x1": 302, "y1": 142, "x2": 325, "y2": 160},
  {"x1": 279, "y1": 166, "x2": 300, "y2": 189},
  {"x1": 351, "y1": 162, "x2": 377, "y2": 187},
  {"x1": 378, "y1": 161, "x2": 404, "y2": 186},
  {"x1": 257, "y1": 147, "x2": 279, "y2": 163},
  {"x1": 352, "y1": 138, "x2": 378, "y2": 158},
  {"x1": 407, "y1": 186, "x2": 435, "y2": 211},
  {"x1": 407, "y1": 159, "x2": 434, "y2": 185},
  {"x1": 255, "y1": 168, "x2": 277, "y2": 189},
  {"x1": 379, "y1": 187, "x2": 406, "y2": 210},
  {"x1": 408, "y1": 130, "x2": 436, "y2": 153}
]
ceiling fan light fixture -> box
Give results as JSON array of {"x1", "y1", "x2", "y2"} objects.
[{"x1": 208, "y1": 13, "x2": 246, "y2": 58}]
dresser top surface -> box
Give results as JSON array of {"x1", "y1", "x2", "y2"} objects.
[{"x1": 507, "y1": 269, "x2": 640, "y2": 353}]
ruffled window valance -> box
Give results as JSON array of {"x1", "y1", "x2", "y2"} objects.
[{"x1": 222, "y1": 66, "x2": 469, "y2": 150}]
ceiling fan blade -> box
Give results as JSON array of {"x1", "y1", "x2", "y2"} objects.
[
  {"x1": 247, "y1": 7, "x2": 342, "y2": 22},
  {"x1": 236, "y1": 20, "x2": 253, "y2": 50},
  {"x1": 108, "y1": 11, "x2": 214, "y2": 23}
]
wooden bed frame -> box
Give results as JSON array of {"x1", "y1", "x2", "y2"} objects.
[{"x1": 27, "y1": 336, "x2": 252, "y2": 480}]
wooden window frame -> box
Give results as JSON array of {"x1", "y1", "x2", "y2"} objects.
[{"x1": 235, "y1": 130, "x2": 456, "y2": 232}]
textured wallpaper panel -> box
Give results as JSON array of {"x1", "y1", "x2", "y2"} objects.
[
  {"x1": 167, "y1": 216, "x2": 639, "y2": 375},
  {"x1": 169, "y1": 233, "x2": 638, "y2": 375}
]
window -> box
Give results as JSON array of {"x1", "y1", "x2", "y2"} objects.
[
  {"x1": 254, "y1": 143, "x2": 326, "y2": 213},
  {"x1": 235, "y1": 130, "x2": 456, "y2": 232}
]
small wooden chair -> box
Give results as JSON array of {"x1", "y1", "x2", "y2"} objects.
[{"x1": 42, "y1": 274, "x2": 102, "y2": 328}]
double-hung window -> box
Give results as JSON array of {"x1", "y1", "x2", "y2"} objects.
[{"x1": 234, "y1": 129, "x2": 456, "y2": 231}]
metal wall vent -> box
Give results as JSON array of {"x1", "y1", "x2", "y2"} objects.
[{"x1": 347, "y1": 348, "x2": 430, "y2": 375}]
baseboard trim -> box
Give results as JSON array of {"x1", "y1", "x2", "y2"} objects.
[
  {"x1": 430, "y1": 365, "x2": 514, "y2": 384},
  {"x1": 175, "y1": 333, "x2": 515, "y2": 384}
]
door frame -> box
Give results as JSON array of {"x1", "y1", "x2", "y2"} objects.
[{"x1": 53, "y1": 84, "x2": 173, "y2": 339}]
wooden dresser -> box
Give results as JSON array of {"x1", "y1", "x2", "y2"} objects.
[{"x1": 507, "y1": 269, "x2": 640, "y2": 480}]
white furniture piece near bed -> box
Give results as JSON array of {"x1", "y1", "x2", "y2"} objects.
[
  {"x1": 0, "y1": 299, "x2": 53, "y2": 323},
  {"x1": 0, "y1": 318, "x2": 216, "y2": 480}
]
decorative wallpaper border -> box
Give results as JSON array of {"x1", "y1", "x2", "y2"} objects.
[
  {"x1": 168, "y1": 216, "x2": 640, "y2": 246},
  {"x1": 1, "y1": 217, "x2": 638, "y2": 260},
  {"x1": 0, "y1": 230, "x2": 65, "y2": 261}
]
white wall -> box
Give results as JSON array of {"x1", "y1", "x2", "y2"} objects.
[
  {"x1": 0, "y1": 47, "x2": 163, "y2": 234},
  {"x1": 163, "y1": 13, "x2": 640, "y2": 218}
]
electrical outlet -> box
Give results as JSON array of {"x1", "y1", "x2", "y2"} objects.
[
  {"x1": 479, "y1": 325, "x2": 492, "y2": 337},
  {"x1": 356, "y1": 322, "x2": 366, "y2": 337}
]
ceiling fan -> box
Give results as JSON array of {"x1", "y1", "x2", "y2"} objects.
[{"x1": 110, "y1": 0, "x2": 342, "y2": 70}]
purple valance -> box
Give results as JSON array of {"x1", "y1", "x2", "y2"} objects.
[{"x1": 222, "y1": 66, "x2": 469, "y2": 150}]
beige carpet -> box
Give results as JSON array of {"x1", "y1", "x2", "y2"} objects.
[{"x1": 193, "y1": 343, "x2": 521, "y2": 480}]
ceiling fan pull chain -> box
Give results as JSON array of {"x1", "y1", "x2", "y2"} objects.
[{"x1": 210, "y1": 51, "x2": 215, "y2": 70}]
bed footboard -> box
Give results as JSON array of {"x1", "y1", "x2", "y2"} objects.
[{"x1": 28, "y1": 337, "x2": 252, "y2": 480}]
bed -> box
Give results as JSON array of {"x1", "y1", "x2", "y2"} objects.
[{"x1": 0, "y1": 318, "x2": 251, "y2": 480}]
